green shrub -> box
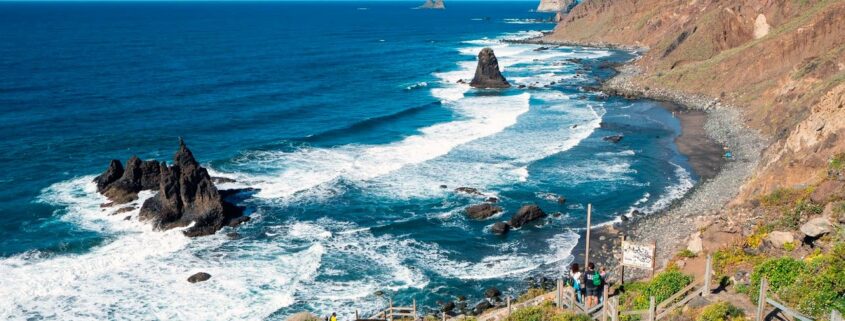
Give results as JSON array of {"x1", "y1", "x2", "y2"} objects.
[
  {"x1": 696, "y1": 301, "x2": 744, "y2": 321},
  {"x1": 749, "y1": 257, "x2": 806, "y2": 303},
  {"x1": 783, "y1": 242, "x2": 796, "y2": 251},
  {"x1": 504, "y1": 304, "x2": 590, "y2": 321},
  {"x1": 778, "y1": 243, "x2": 845, "y2": 318},
  {"x1": 678, "y1": 249, "x2": 698, "y2": 258},
  {"x1": 620, "y1": 268, "x2": 694, "y2": 311},
  {"x1": 779, "y1": 201, "x2": 823, "y2": 229},
  {"x1": 504, "y1": 305, "x2": 555, "y2": 321}
]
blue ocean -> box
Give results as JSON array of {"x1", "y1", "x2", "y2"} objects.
[{"x1": 0, "y1": 2, "x2": 695, "y2": 320}]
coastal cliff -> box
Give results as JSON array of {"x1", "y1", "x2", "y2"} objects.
[
  {"x1": 536, "y1": 0, "x2": 576, "y2": 13},
  {"x1": 546, "y1": 0, "x2": 845, "y2": 207}
]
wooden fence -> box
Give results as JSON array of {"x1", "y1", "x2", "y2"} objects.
[{"x1": 361, "y1": 299, "x2": 417, "y2": 321}]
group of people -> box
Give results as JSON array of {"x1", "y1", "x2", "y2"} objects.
[{"x1": 565, "y1": 262, "x2": 607, "y2": 309}]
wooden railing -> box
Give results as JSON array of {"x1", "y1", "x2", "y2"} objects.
[
  {"x1": 754, "y1": 278, "x2": 814, "y2": 321},
  {"x1": 361, "y1": 299, "x2": 417, "y2": 321}
]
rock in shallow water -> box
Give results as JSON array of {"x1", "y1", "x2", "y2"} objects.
[
  {"x1": 187, "y1": 272, "x2": 211, "y2": 283},
  {"x1": 465, "y1": 203, "x2": 502, "y2": 220},
  {"x1": 469, "y1": 48, "x2": 510, "y2": 89},
  {"x1": 509, "y1": 204, "x2": 546, "y2": 228},
  {"x1": 491, "y1": 222, "x2": 510, "y2": 235}
]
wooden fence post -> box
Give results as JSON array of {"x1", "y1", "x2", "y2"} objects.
[
  {"x1": 703, "y1": 254, "x2": 712, "y2": 297},
  {"x1": 756, "y1": 278, "x2": 768, "y2": 321},
  {"x1": 569, "y1": 286, "x2": 577, "y2": 309},
  {"x1": 601, "y1": 285, "x2": 609, "y2": 321},
  {"x1": 585, "y1": 204, "x2": 593, "y2": 269},
  {"x1": 507, "y1": 296, "x2": 512, "y2": 315},
  {"x1": 356, "y1": 310, "x2": 359, "y2": 321},
  {"x1": 413, "y1": 299, "x2": 417, "y2": 321},
  {"x1": 612, "y1": 297, "x2": 619, "y2": 321},
  {"x1": 389, "y1": 298, "x2": 394, "y2": 321},
  {"x1": 648, "y1": 296, "x2": 656, "y2": 321},
  {"x1": 557, "y1": 278, "x2": 563, "y2": 308}
]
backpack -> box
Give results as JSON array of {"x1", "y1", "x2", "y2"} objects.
[{"x1": 592, "y1": 271, "x2": 602, "y2": 287}]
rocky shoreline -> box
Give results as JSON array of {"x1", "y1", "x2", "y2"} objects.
[{"x1": 567, "y1": 64, "x2": 768, "y2": 281}]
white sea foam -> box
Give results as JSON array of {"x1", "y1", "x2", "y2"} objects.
[
  {"x1": 0, "y1": 178, "x2": 321, "y2": 321},
  {"x1": 229, "y1": 93, "x2": 531, "y2": 200},
  {"x1": 641, "y1": 162, "x2": 694, "y2": 214}
]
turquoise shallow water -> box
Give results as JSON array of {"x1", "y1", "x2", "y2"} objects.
[{"x1": 0, "y1": 2, "x2": 695, "y2": 319}]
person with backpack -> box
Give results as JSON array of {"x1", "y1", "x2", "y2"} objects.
[
  {"x1": 567, "y1": 263, "x2": 583, "y2": 303},
  {"x1": 583, "y1": 262, "x2": 602, "y2": 308}
]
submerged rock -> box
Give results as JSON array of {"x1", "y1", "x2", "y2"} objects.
[
  {"x1": 603, "y1": 134, "x2": 624, "y2": 143},
  {"x1": 187, "y1": 272, "x2": 212, "y2": 283},
  {"x1": 455, "y1": 187, "x2": 483, "y2": 196},
  {"x1": 466, "y1": 204, "x2": 502, "y2": 220},
  {"x1": 509, "y1": 204, "x2": 546, "y2": 228},
  {"x1": 470, "y1": 48, "x2": 510, "y2": 89}
]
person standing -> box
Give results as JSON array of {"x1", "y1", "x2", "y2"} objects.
[
  {"x1": 583, "y1": 262, "x2": 602, "y2": 308},
  {"x1": 330, "y1": 312, "x2": 337, "y2": 321},
  {"x1": 568, "y1": 263, "x2": 583, "y2": 303}
]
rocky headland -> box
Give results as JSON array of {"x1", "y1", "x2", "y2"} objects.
[
  {"x1": 94, "y1": 139, "x2": 249, "y2": 237},
  {"x1": 536, "y1": 0, "x2": 576, "y2": 13}
]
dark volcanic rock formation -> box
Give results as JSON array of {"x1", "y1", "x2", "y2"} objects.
[
  {"x1": 98, "y1": 156, "x2": 162, "y2": 204},
  {"x1": 94, "y1": 139, "x2": 248, "y2": 237},
  {"x1": 509, "y1": 204, "x2": 546, "y2": 228},
  {"x1": 94, "y1": 160, "x2": 124, "y2": 193},
  {"x1": 470, "y1": 48, "x2": 510, "y2": 89},
  {"x1": 491, "y1": 222, "x2": 510, "y2": 235},
  {"x1": 187, "y1": 272, "x2": 212, "y2": 283},
  {"x1": 465, "y1": 203, "x2": 502, "y2": 220}
]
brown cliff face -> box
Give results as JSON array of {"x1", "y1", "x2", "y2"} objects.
[{"x1": 546, "y1": 0, "x2": 845, "y2": 202}]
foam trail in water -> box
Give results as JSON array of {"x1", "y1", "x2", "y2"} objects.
[{"x1": 231, "y1": 93, "x2": 531, "y2": 200}]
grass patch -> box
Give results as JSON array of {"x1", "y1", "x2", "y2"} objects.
[
  {"x1": 619, "y1": 268, "x2": 694, "y2": 318},
  {"x1": 678, "y1": 249, "x2": 698, "y2": 258},
  {"x1": 516, "y1": 288, "x2": 548, "y2": 303}
]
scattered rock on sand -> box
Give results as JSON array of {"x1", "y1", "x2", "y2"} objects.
[
  {"x1": 766, "y1": 231, "x2": 794, "y2": 249},
  {"x1": 509, "y1": 205, "x2": 546, "y2": 228},
  {"x1": 187, "y1": 272, "x2": 211, "y2": 283},
  {"x1": 470, "y1": 48, "x2": 510, "y2": 89},
  {"x1": 800, "y1": 217, "x2": 833, "y2": 238},
  {"x1": 465, "y1": 204, "x2": 502, "y2": 220}
]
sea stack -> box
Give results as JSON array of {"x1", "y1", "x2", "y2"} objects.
[
  {"x1": 417, "y1": 0, "x2": 445, "y2": 9},
  {"x1": 94, "y1": 139, "x2": 248, "y2": 237},
  {"x1": 470, "y1": 48, "x2": 510, "y2": 89}
]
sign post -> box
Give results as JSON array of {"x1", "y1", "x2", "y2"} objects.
[{"x1": 621, "y1": 240, "x2": 657, "y2": 279}]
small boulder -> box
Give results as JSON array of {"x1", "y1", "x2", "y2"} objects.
[
  {"x1": 491, "y1": 222, "x2": 510, "y2": 235},
  {"x1": 465, "y1": 204, "x2": 502, "y2": 220},
  {"x1": 766, "y1": 231, "x2": 795, "y2": 249},
  {"x1": 187, "y1": 272, "x2": 211, "y2": 283},
  {"x1": 800, "y1": 217, "x2": 833, "y2": 238},
  {"x1": 484, "y1": 287, "x2": 501, "y2": 299},
  {"x1": 455, "y1": 187, "x2": 483, "y2": 196},
  {"x1": 473, "y1": 300, "x2": 493, "y2": 315},
  {"x1": 441, "y1": 301, "x2": 456, "y2": 313},
  {"x1": 509, "y1": 204, "x2": 546, "y2": 228},
  {"x1": 687, "y1": 232, "x2": 703, "y2": 254}
]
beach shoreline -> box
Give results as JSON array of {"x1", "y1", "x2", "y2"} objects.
[{"x1": 561, "y1": 61, "x2": 767, "y2": 282}]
